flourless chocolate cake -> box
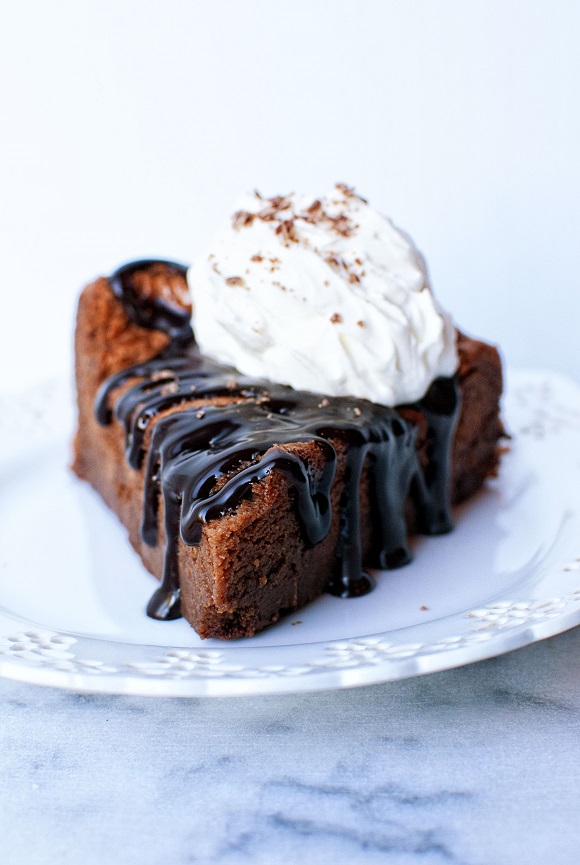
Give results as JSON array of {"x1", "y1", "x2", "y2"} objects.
[{"x1": 73, "y1": 252, "x2": 503, "y2": 640}]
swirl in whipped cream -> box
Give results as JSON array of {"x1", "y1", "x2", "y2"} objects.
[{"x1": 188, "y1": 184, "x2": 458, "y2": 406}]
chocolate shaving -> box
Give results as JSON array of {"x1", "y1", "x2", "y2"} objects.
[
  {"x1": 336, "y1": 182, "x2": 368, "y2": 204},
  {"x1": 256, "y1": 195, "x2": 293, "y2": 222},
  {"x1": 325, "y1": 255, "x2": 344, "y2": 272},
  {"x1": 299, "y1": 198, "x2": 355, "y2": 237},
  {"x1": 275, "y1": 220, "x2": 299, "y2": 245},
  {"x1": 233, "y1": 188, "x2": 362, "y2": 256},
  {"x1": 331, "y1": 214, "x2": 353, "y2": 237},
  {"x1": 303, "y1": 199, "x2": 324, "y2": 221},
  {"x1": 232, "y1": 210, "x2": 255, "y2": 230}
]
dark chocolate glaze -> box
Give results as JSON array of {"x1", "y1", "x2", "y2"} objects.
[
  {"x1": 108, "y1": 258, "x2": 193, "y2": 345},
  {"x1": 96, "y1": 260, "x2": 460, "y2": 621}
]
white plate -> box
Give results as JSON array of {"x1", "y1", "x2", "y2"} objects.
[{"x1": 1, "y1": 370, "x2": 580, "y2": 697}]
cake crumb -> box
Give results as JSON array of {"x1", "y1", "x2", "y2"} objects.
[
  {"x1": 357, "y1": 320, "x2": 365, "y2": 328},
  {"x1": 420, "y1": 605, "x2": 429, "y2": 611},
  {"x1": 151, "y1": 369, "x2": 176, "y2": 382},
  {"x1": 353, "y1": 407, "x2": 361, "y2": 417},
  {"x1": 330, "y1": 312, "x2": 343, "y2": 324},
  {"x1": 318, "y1": 398, "x2": 330, "y2": 408},
  {"x1": 132, "y1": 263, "x2": 191, "y2": 311},
  {"x1": 226, "y1": 276, "x2": 245, "y2": 287},
  {"x1": 250, "y1": 254, "x2": 263, "y2": 262}
]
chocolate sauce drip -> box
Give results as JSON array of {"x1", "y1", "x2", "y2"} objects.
[
  {"x1": 109, "y1": 259, "x2": 193, "y2": 345},
  {"x1": 96, "y1": 260, "x2": 460, "y2": 621}
]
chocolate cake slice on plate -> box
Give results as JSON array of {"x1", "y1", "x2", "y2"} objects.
[{"x1": 73, "y1": 188, "x2": 503, "y2": 639}]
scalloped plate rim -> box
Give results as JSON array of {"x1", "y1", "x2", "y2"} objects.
[{"x1": 1, "y1": 368, "x2": 580, "y2": 697}]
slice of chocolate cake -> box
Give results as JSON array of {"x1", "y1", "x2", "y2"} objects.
[{"x1": 73, "y1": 250, "x2": 503, "y2": 639}]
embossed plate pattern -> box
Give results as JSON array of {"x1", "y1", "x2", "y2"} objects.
[{"x1": 1, "y1": 369, "x2": 580, "y2": 696}]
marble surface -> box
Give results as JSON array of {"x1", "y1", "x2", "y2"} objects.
[{"x1": 1, "y1": 630, "x2": 580, "y2": 864}]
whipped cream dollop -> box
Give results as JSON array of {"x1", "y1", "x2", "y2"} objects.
[{"x1": 188, "y1": 184, "x2": 458, "y2": 406}]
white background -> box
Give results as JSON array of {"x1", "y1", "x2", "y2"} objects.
[{"x1": 1, "y1": 0, "x2": 579, "y2": 393}]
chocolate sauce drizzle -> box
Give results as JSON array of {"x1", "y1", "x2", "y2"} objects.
[{"x1": 96, "y1": 260, "x2": 460, "y2": 621}]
